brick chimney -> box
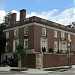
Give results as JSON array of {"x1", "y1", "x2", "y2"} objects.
[
  {"x1": 20, "y1": 9, "x2": 26, "y2": 21},
  {"x1": 11, "y1": 13, "x2": 16, "y2": 24}
]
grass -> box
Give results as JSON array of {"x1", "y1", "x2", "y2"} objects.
[
  {"x1": 44, "y1": 67, "x2": 70, "y2": 72},
  {"x1": 10, "y1": 68, "x2": 28, "y2": 71}
]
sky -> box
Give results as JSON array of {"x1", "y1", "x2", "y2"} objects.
[{"x1": 0, "y1": 0, "x2": 75, "y2": 25}]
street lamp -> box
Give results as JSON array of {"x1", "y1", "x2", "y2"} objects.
[{"x1": 68, "y1": 40, "x2": 72, "y2": 68}]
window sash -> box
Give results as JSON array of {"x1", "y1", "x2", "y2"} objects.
[
  {"x1": 24, "y1": 39, "x2": 28, "y2": 48},
  {"x1": 42, "y1": 28, "x2": 46, "y2": 36},
  {"x1": 14, "y1": 29, "x2": 18, "y2": 37},
  {"x1": 6, "y1": 31, "x2": 9, "y2": 39},
  {"x1": 24, "y1": 27, "x2": 28, "y2": 36},
  {"x1": 61, "y1": 32, "x2": 65, "y2": 38},
  {"x1": 54, "y1": 31, "x2": 57, "y2": 37}
]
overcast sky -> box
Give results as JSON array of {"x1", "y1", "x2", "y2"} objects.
[{"x1": 0, "y1": 0, "x2": 75, "y2": 25}]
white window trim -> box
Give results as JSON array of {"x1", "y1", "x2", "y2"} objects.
[
  {"x1": 42, "y1": 28, "x2": 46, "y2": 36},
  {"x1": 54, "y1": 30, "x2": 57, "y2": 37},
  {"x1": 5, "y1": 42, "x2": 8, "y2": 52},
  {"x1": 6, "y1": 31, "x2": 9, "y2": 39},
  {"x1": 68, "y1": 34, "x2": 71, "y2": 41},
  {"x1": 24, "y1": 39, "x2": 28, "y2": 48},
  {"x1": 40, "y1": 38, "x2": 48, "y2": 53},
  {"x1": 14, "y1": 28, "x2": 18, "y2": 37},
  {"x1": 61, "y1": 31, "x2": 65, "y2": 38},
  {"x1": 24, "y1": 26, "x2": 28, "y2": 36},
  {"x1": 54, "y1": 41, "x2": 58, "y2": 52},
  {"x1": 13, "y1": 39, "x2": 19, "y2": 52}
]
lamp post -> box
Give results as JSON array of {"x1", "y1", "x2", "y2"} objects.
[{"x1": 68, "y1": 40, "x2": 72, "y2": 68}]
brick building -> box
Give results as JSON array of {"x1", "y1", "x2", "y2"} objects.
[{"x1": 2, "y1": 9, "x2": 75, "y2": 68}]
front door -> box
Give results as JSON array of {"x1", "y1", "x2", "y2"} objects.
[{"x1": 41, "y1": 38, "x2": 48, "y2": 53}]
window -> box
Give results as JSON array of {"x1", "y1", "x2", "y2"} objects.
[
  {"x1": 41, "y1": 38, "x2": 47, "y2": 53},
  {"x1": 13, "y1": 39, "x2": 19, "y2": 52},
  {"x1": 61, "y1": 32, "x2": 65, "y2": 38},
  {"x1": 54, "y1": 41, "x2": 58, "y2": 52},
  {"x1": 24, "y1": 27, "x2": 28, "y2": 36},
  {"x1": 42, "y1": 28, "x2": 46, "y2": 36},
  {"x1": 14, "y1": 29, "x2": 18, "y2": 37},
  {"x1": 54, "y1": 30, "x2": 57, "y2": 37},
  {"x1": 5, "y1": 42, "x2": 8, "y2": 52},
  {"x1": 68, "y1": 34, "x2": 70, "y2": 41},
  {"x1": 6, "y1": 31, "x2": 9, "y2": 39},
  {"x1": 24, "y1": 39, "x2": 28, "y2": 48}
]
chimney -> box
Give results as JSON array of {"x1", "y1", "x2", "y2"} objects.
[
  {"x1": 20, "y1": 9, "x2": 26, "y2": 21},
  {"x1": 11, "y1": 13, "x2": 16, "y2": 24}
]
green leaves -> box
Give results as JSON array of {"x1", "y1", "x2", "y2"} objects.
[
  {"x1": 0, "y1": 25, "x2": 6, "y2": 53},
  {"x1": 14, "y1": 43, "x2": 26, "y2": 60}
]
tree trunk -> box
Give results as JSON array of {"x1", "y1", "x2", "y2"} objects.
[{"x1": 18, "y1": 58, "x2": 21, "y2": 68}]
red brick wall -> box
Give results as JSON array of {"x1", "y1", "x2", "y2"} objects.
[
  {"x1": 47, "y1": 28, "x2": 54, "y2": 51},
  {"x1": 34, "y1": 25, "x2": 42, "y2": 52},
  {"x1": 21, "y1": 54, "x2": 36, "y2": 68},
  {"x1": 28, "y1": 25, "x2": 34, "y2": 49},
  {"x1": 19, "y1": 27, "x2": 24, "y2": 43},
  {"x1": 9, "y1": 30, "x2": 14, "y2": 52},
  {"x1": 43, "y1": 54, "x2": 75, "y2": 68}
]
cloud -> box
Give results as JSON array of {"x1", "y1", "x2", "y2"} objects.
[
  {"x1": 11, "y1": 10, "x2": 20, "y2": 21},
  {"x1": 0, "y1": 10, "x2": 6, "y2": 23},
  {"x1": 0, "y1": 8, "x2": 74, "y2": 25},
  {"x1": 27, "y1": 8, "x2": 75, "y2": 25}
]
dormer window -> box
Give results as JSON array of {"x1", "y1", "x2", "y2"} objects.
[
  {"x1": 24, "y1": 27, "x2": 28, "y2": 36},
  {"x1": 42, "y1": 28, "x2": 46, "y2": 36},
  {"x1": 14, "y1": 29, "x2": 18, "y2": 38},
  {"x1": 6, "y1": 31, "x2": 9, "y2": 39}
]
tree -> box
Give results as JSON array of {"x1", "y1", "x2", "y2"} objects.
[
  {"x1": 70, "y1": 21, "x2": 75, "y2": 28},
  {"x1": 0, "y1": 24, "x2": 6, "y2": 53},
  {"x1": 14, "y1": 43, "x2": 26, "y2": 68},
  {"x1": 3, "y1": 12, "x2": 11, "y2": 27}
]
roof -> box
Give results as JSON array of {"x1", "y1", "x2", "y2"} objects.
[{"x1": 5, "y1": 16, "x2": 75, "y2": 33}]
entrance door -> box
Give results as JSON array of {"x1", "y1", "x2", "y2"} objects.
[{"x1": 41, "y1": 38, "x2": 48, "y2": 53}]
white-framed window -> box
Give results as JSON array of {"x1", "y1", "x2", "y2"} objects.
[
  {"x1": 24, "y1": 27, "x2": 28, "y2": 36},
  {"x1": 68, "y1": 34, "x2": 70, "y2": 41},
  {"x1": 54, "y1": 30, "x2": 57, "y2": 37},
  {"x1": 14, "y1": 29, "x2": 18, "y2": 37},
  {"x1": 61, "y1": 31, "x2": 65, "y2": 38},
  {"x1": 41, "y1": 38, "x2": 48, "y2": 53},
  {"x1": 24, "y1": 39, "x2": 28, "y2": 48},
  {"x1": 42, "y1": 28, "x2": 46, "y2": 36},
  {"x1": 54, "y1": 41, "x2": 58, "y2": 52},
  {"x1": 5, "y1": 42, "x2": 8, "y2": 52},
  {"x1": 13, "y1": 39, "x2": 19, "y2": 52},
  {"x1": 6, "y1": 31, "x2": 9, "y2": 39}
]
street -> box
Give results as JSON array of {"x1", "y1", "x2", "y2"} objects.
[{"x1": 0, "y1": 68, "x2": 75, "y2": 75}]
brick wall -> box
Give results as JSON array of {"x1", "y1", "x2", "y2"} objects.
[
  {"x1": 21, "y1": 54, "x2": 36, "y2": 68},
  {"x1": 43, "y1": 54, "x2": 75, "y2": 68}
]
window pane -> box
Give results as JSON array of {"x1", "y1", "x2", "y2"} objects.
[
  {"x1": 24, "y1": 27, "x2": 28, "y2": 36},
  {"x1": 42, "y1": 28, "x2": 46, "y2": 36}
]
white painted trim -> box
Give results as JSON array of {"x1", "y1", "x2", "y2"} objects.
[
  {"x1": 24, "y1": 39, "x2": 28, "y2": 48},
  {"x1": 3, "y1": 23, "x2": 34, "y2": 32},
  {"x1": 13, "y1": 39, "x2": 19, "y2": 52},
  {"x1": 3, "y1": 22, "x2": 75, "y2": 35}
]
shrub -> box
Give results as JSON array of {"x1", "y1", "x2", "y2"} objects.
[
  {"x1": 49, "y1": 48, "x2": 53, "y2": 53},
  {"x1": 10, "y1": 68, "x2": 28, "y2": 71}
]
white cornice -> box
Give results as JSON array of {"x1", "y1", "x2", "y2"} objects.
[{"x1": 3, "y1": 22, "x2": 75, "y2": 35}]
